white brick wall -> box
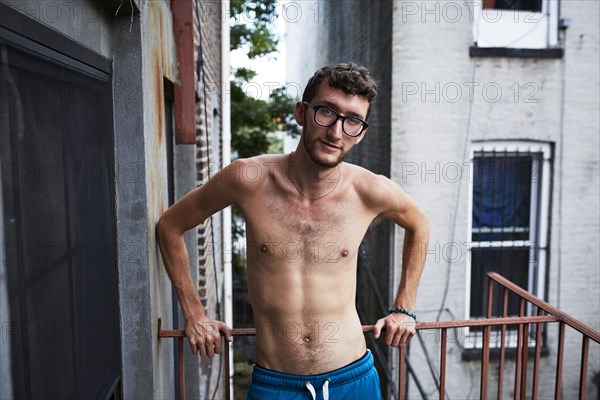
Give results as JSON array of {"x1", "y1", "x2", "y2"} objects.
[{"x1": 391, "y1": 0, "x2": 599, "y2": 398}]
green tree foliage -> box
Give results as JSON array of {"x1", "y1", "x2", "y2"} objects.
[
  {"x1": 229, "y1": 1, "x2": 299, "y2": 158},
  {"x1": 230, "y1": 0, "x2": 279, "y2": 58},
  {"x1": 231, "y1": 70, "x2": 299, "y2": 158}
]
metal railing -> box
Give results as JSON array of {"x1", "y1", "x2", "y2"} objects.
[{"x1": 158, "y1": 272, "x2": 600, "y2": 399}]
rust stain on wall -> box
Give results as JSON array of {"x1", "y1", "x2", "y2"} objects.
[
  {"x1": 150, "y1": 171, "x2": 156, "y2": 221},
  {"x1": 149, "y1": 0, "x2": 177, "y2": 81},
  {"x1": 147, "y1": 0, "x2": 178, "y2": 146},
  {"x1": 152, "y1": 49, "x2": 165, "y2": 144}
]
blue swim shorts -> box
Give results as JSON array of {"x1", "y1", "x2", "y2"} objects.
[{"x1": 246, "y1": 350, "x2": 381, "y2": 400}]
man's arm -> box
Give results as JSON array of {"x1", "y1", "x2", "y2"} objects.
[
  {"x1": 371, "y1": 176, "x2": 430, "y2": 346},
  {"x1": 156, "y1": 162, "x2": 245, "y2": 356}
]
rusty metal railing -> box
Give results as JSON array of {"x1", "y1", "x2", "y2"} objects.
[
  {"x1": 159, "y1": 272, "x2": 600, "y2": 400},
  {"x1": 398, "y1": 272, "x2": 600, "y2": 400}
]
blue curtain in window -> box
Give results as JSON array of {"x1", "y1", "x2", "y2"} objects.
[{"x1": 473, "y1": 157, "x2": 532, "y2": 241}]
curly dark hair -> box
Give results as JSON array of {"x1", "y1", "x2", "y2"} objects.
[{"x1": 302, "y1": 63, "x2": 377, "y2": 118}]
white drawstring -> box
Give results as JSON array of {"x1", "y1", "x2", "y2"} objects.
[
  {"x1": 305, "y1": 381, "x2": 317, "y2": 399},
  {"x1": 305, "y1": 379, "x2": 330, "y2": 400}
]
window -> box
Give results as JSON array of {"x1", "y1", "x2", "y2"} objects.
[
  {"x1": 473, "y1": 0, "x2": 559, "y2": 49},
  {"x1": 465, "y1": 142, "x2": 551, "y2": 347},
  {"x1": 1, "y1": 11, "x2": 120, "y2": 398}
]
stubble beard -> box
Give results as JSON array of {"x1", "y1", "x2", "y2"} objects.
[{"x1": 302, "y1": 130, "x2": 351, "y2": 169}]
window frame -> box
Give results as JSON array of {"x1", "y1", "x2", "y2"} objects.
[
  {"x1": 463, "y1": 141, "x2": 552, "y2": 349},
  {"x1": 472, "y1": 0, "x2": 560, "y2": 49}
]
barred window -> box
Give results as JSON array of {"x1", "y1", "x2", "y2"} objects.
[{"x1": 466, "y1": 142, "x2": 551, "y2": 347}]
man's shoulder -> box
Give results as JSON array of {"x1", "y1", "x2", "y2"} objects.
[
  {"x1": 343, "y1": 163, "x2": 403, "y2": 210},
  {"x1": 221, "y1": 154, "x2": 287, "y2": 188},
  {"x1": 343, "y1": 162, "x2": 394, "y2": 189}
]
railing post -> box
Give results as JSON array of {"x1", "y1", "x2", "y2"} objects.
[
  {"x1": 520, "y1": 322, "x2": 529, "y2": 400},
  {"x1": 399, "y1": 345, "x2": 406, "y2": 400},
  {"x1": 481, "y1": 324, "x2": 490, "y2": 400},
  {"x1": 514, "y1": 298, "x2": 525, "y2": 400},
  {"x1": 486, "y1": 275, "x2": 494, "y2": 320},
  {"x1": 532, "y1": 307, "x2": 544, "y2": 399},
  {"x1": 578, "y1": 335, "x2": 589, "y2": 400},
  {"x1": 497, "y1": 287, "x2": 509, "y2": 400},
  {"x1": 480, "y1": 275, "x2": 494, "y2": 400},
  {"x1": 224, "y1": 338, "x2": 231, "y2": 400},
  {"x1": 555, "y1": 321, "x2": 565, "y2": 400},
  {"x1": 178, "y1": 337, "x2": 185, "y2": 400},
  {"x1": 439, "y1": 328, "x2": 447, "y2": 400}
]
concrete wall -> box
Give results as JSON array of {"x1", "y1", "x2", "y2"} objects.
[
  {"x1": 390, "y1": 0, "x2": 599, "y2": 398},
  {"x1": 0, "y1": 0, "x2": 112, "y2": 57},
  {"x1": 285, "y1": 2, "x2": 328, "y2": 90},
  {"x1": 133, "y1": 1, "x2": 177, "y2": 398},
  {"x1": 174, "y1": 139, "x2": 202, "y2": 400},
  {"x1": 0, "y1": 0, "x2": 212, "y2": 398}
]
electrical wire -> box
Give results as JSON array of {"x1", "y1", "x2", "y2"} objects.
[
  {"x1": 556, "y1": 14, "x2": 567, "y2": 312},
  {"x1": 358, "y1": 246, "x2": 434, "y2": 399},
  {"x1": 408, "y1": 359, "x2": 432, "y2": 399},
  {"x1": 435, "y1": 60, "x2": 478, "y2": 324},
  {"x1": 359, "y1": 306, "x2": 400, "y2": 400},
  {"x1": 114, "y1": 0, "x2": 134, "y2": 32},
  {"x1": 416, "y1": 331, "x2": 446, "y2": 399},
  {"x1": 419, "y1": 60, "x2": 478, "y2": 400}
]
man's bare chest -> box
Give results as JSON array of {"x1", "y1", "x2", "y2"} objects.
[
  {"x1": 267, "y1": 199, "x2": 350, "y2": 236},
  {"x1": 243, "y1": 197, "x2": 371, "y2": 265}
]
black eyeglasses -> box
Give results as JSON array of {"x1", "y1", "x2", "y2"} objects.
[{"x1": 302, "y1": 101, "x2": 368, "y2": 137}]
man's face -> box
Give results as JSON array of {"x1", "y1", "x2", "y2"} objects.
[{"x1": 295, "y1": 82, "x2": 370, "y2": 168}]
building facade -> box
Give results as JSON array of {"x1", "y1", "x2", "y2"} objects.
[
  {"x1": 287, "y1": 0, "x2": 599, "y2": 398},
  {"x1": 0, "y1": 0, "x2": 230, "y2": 398}
]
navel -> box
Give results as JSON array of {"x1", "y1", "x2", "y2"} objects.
[{"x1": 303, "y1": 336, "x2": 311, "y2": 344}]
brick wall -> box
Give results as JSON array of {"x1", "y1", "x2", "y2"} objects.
[
  {"x1": 390, "y1": 0, "x2": 599, "y2": 397},
  {"x1": 193, "y1": 1, "x2": 225, "y2": 398}
]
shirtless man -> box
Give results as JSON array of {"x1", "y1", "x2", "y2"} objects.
[{"x1": 156, "y1": 63, "x2": 430, "y2": 399}]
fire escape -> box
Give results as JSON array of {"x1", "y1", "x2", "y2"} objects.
[{"x1": 159, "y1": 272, "x2": 600, "y2": 400}]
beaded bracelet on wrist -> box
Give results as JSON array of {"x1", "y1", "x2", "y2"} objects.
[{"x1": 388, "y1": 307, "x2": 417, "y2": 321}]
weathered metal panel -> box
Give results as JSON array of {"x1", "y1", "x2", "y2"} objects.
[{"x1": 171, "y1": 0, "x2": 196, "y2": 144}]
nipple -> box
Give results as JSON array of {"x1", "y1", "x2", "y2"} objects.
[
  {"x1": 261, "y1": 244, "x2": 269, "y2": 252},
  {"x1": 341, "y1": 249, "x2": 349, "y2": 257}
]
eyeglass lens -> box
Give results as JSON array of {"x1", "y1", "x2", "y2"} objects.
[{"x1": 314, "y1": 107, "x2": 364, "y2": 136}]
